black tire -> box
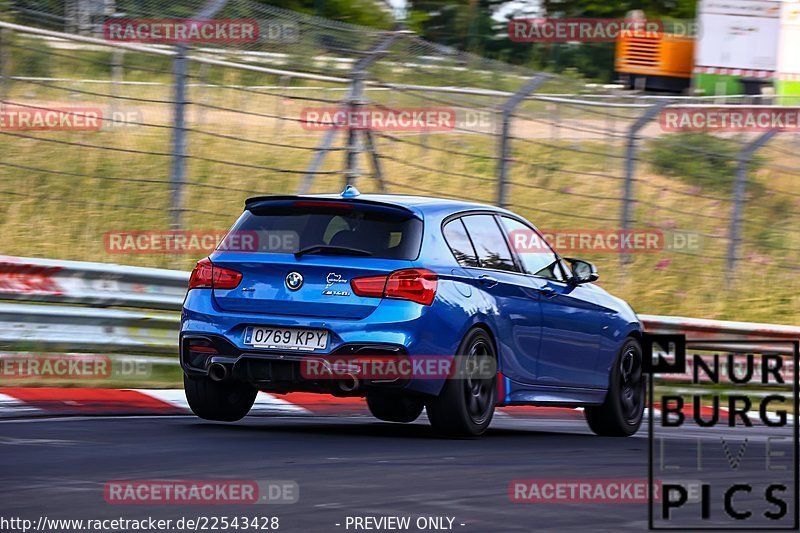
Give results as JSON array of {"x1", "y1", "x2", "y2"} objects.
[
  {"x1": 183, "y1": 374, "x2": 258, "y2": 422},
  {"x1": 426, "y1": 328, "x2": 497, "y2": 437},
  {"x1": 584, "y1": 338, "x2": 644, "y2": 437},
  {"x1": 366, "y1": 392, "x2": 424, "y2": 423}
]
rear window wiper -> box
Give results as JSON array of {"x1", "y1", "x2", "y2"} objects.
[{"x1": 294, "y1": 245, "x2": 373, "y2": 257}]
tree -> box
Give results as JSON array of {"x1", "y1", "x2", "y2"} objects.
[
  {"x1": 542, "y1": 0, "x2": 696, "y2": 19},
  {"x1": 254, "y1": 0, "x2": 394, "y2": 29},
  {"x1": 405, "y1": 1, "x2": 508, "y2": 54}
]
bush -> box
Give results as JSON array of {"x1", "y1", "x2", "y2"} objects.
[{"x1": 645, "y1": 132, "x2": 765, "y2": 192}]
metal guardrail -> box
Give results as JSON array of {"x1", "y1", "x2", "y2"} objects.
[
  {"x1": 0, "y1": 255, "x2": 187, "y2": 311},
  {"x1": 639, "y1": 314, "x2": 800, "y2": 355},
  {"x1": 0, "y1": 303, "x2": 178, "y2": 354},
  {"x1": 0, "y1": 256, "x2": 798, "y2": 357}
]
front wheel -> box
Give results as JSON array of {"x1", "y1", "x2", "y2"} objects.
[
  {"x1": 584, "y1": 338, "x2": 644, "y2": 437},
  {"x1": 426, "y1": 328, "x2": 497, "y2": 437},
  {"x1": 184, "y1": 374, "x2": 257, "y2": 422}
]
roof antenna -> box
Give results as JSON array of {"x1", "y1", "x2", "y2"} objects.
[{"x1": 341, "y1": 185, "x2": 361, "y2": 198}]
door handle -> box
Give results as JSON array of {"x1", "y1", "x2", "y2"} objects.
[
  {"x1": 478, "y1": 274, "x2": 499, "y2": 288},
  {"x1": 538, "y1": 287, "x2": 558, "y2": 299}
]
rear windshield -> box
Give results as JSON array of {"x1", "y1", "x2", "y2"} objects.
[{"x1": 221, "y1": 204, "x2": 423, "y2": 260}]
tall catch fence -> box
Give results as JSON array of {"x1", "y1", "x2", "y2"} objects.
[{"x1": 0, "y1": 0, "x2": 799, "y2": 324}]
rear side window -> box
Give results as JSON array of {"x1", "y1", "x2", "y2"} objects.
[
  {"x1": 224, "y1": 204, "x2": 423, "y2": 260},
  {"x1": 461, "y1": 215, "x2": 518, "y2": 273},
  {"x1": 442, "y1": 219, "x2": 479, "y2": 267}
]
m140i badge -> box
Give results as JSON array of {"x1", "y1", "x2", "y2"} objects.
[{"x1": 323, "y1": 272, "x2": 350, "y2": 296}]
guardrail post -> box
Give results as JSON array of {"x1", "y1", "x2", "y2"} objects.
[
  {"x1": 621, "y1": 101, "x2": 668, "y2": 265},
  {"x1": 496, "y1": 74, "x2": 548, "y2": 208},
  {"x1": 301, "y1": 32, "x2": 406, "y2": 194},
  {"x1": 726, "y1": 129, "x2": 778, "y2": 281}
]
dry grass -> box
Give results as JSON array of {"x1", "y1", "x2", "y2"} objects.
[{"x1": 1, "y1": 49, "x2": 799, "y2": 326}]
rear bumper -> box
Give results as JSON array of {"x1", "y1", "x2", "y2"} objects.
[
  {"x1": 181, "y1": 333, "x2": 413, "y2": 396},
  {"x1": 180, "y1": 289, "x2": 466, "y2": 396}
]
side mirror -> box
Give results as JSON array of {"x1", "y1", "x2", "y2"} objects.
[{"x1": 567, "y1": 258, "x2": 599, "y2": 284}]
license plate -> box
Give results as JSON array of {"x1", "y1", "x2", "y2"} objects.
[{"x1": 244, "y1": 326, "x2": 328, "y2": 351}]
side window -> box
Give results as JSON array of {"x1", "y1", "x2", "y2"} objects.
[
  {"x1": 461, "y1": 215, "x2": 518, "y2": 273},
  {"x1": 442, "y1": 218, "x2": 479, "y2": 267},
  {"x1": 501, "y1": 217, "x2": 565, "y2": 281}
]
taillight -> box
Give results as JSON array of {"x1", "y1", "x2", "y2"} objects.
[
  {"x1": 350, "y1": 275, "x2": 388, "y2": 298},
  {"x1": 350, "y1": 268, "x2": 437, "y2": 306},
  {"x1": 293, "y1": 200, "x2": 354, "y2": 210},
  {"x1": 189, "y1": 258, "x2": 214, "y2": 288},
  {"x1": 188, "y1": 258, "x2": 242, "y2": 290},
  {"x1": 386, "y1": 269, "x2": 437, "y2": 305}
]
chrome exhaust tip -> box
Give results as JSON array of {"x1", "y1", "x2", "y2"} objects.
[
  {"x1": 208, "y1": 362, "x2": 229, "y2": 382},
  {"x1": 337, "y1": 374, "x2": 359, "y2": 392}
]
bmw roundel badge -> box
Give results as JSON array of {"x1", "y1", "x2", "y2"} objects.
[{"x1": 285, "y1": 271, "x2": 304, "y2": 291}]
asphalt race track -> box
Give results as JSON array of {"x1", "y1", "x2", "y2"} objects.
[{"x1": 1, "y1": 412, "x2": 794, "y2": 532}]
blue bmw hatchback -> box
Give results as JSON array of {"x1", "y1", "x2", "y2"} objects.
[{"x1": 181, "y1": 186, "x2": 644, "y2": 437}]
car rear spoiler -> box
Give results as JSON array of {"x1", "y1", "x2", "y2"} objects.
[{"x1": 244, "y1": 195, "x2": 421, "y2": 218}]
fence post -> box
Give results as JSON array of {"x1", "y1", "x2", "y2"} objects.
[
  {"x1": 621, "y1": 101, "x2": 668, "y2": 265},
  {"x1": 344, "y1": 69, "x2": 366, "y2": 188},
  {"x1": 167, "y1": 0, "x2": 229, "y2": 229},
  {"x1": 726, "y1": 129, "x2": 778, "y2": 280},
  {"x1": 109, "y1": 48, "x2": 124, "y2": 122},
  {"x1": 363, "y1": 129, "x2": 385, "y2": 192},
  {"x1": 273, "y1": 74, "x2": 290, "y2": 136},
  {"x1": 168, "y1": 43, "x2": 189, "y2": 230},
  {"x1": 496, "y1": 74, "x2": 548, "y2": 208},
  {"x1": 301, "y1": 31, "x2": 406, "y2": 194},
  {"x1": 0, "y1": 27, "x2": 11, "y2": 105}
]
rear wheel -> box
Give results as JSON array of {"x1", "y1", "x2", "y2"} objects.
[
  {"x1": 184, "y1": 374, "x2": 257, "y2": 422},
  {"x1": 366, "y1": 392, "x2": 424, "y2": 423},
  {"x1": 426, "y1": 328, "x2": 496, "y2": 437},
  {"x1": 584, "y1": 338, "x2": 644, "y2": 437}
]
